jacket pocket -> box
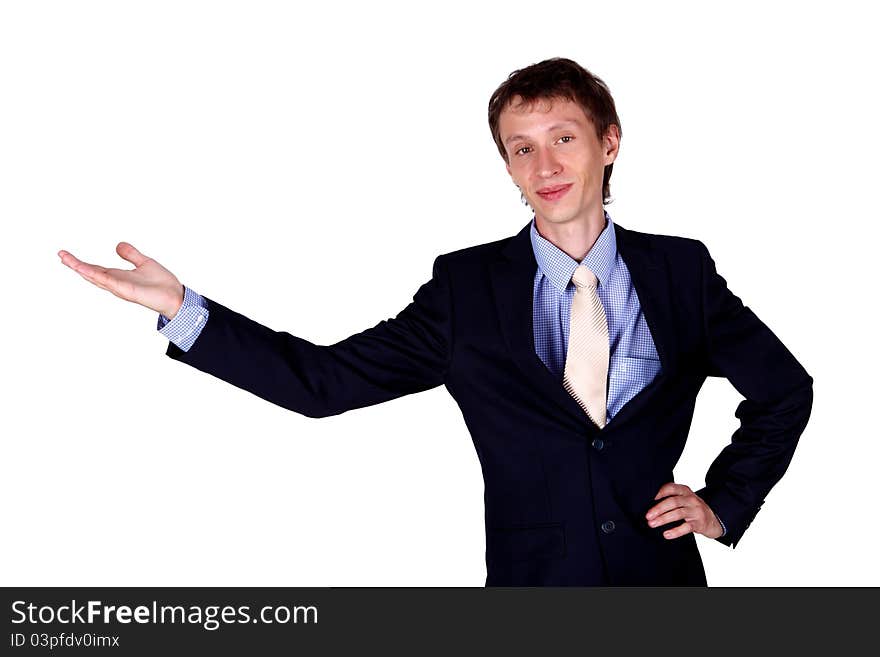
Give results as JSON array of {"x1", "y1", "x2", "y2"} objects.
[{"x1": 486, "y1": 522, "x2": 566, "y2": 563}]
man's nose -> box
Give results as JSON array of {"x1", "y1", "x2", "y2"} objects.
[{"x1": 535, "y1": 147, "x2": 561, "y2": 177}]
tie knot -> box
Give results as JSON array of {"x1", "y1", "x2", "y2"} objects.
[{"x1": 571, "y1": 265, "x2": 598, "y2": 290}]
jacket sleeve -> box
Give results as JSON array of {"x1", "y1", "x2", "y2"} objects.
[
  {"x1": 692, "y1": 241, "x2": 813, "y2": 548},
  {"x1": 164, "y1": 255, "x2": 453, "y2": 418}
]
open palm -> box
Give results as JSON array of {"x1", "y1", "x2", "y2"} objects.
[{"x1": 58, "y1": 242, "x2": 184, "y2": 318}]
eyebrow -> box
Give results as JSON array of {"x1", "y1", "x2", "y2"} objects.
[{"x1": 504, "y1": 120, "x2": 582, "y2": 146}]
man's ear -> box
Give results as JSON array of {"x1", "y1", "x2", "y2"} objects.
[{"x1": 603, "y1": 124, "x2": 621, "y2": 165}]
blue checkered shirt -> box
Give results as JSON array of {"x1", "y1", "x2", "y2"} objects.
[
  {"x1": 530, "y1": 211, "x2": 660, "y2": 424},
  {"x1": 157, "y1": 211, "x2": 726, "y2": 536}
]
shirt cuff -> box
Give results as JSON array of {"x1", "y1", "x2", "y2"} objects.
[
  {"x1": 714, "y1": 512, "x2": 727, "y2": 537},
  {"x1": 157, "y1": 285, "x2": 209, "y2": 352}
]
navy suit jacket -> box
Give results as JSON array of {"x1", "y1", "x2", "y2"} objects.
[{"x1": 165, "y1": 220, "x2": 813, "y2": 586}]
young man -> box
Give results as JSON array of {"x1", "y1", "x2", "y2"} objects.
[{"x1": 59, "y1": 57, "x2": 813, "y2": 586}]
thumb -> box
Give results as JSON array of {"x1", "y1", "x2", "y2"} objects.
[{"x1": 116, "y1": 241, "x2": 149, "y2": 267}]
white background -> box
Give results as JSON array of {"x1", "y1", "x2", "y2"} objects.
[{"x1": 1, "y1": 1, "x2": 877, "y2": 586}]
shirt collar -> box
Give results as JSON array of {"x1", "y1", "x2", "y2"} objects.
[{"x1": 529, "y1": 210, "x2": 617, "y2": 294}]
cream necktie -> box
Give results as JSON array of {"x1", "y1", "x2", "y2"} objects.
[{"x1": 562, "y1": 264, "x2": 609, "y2": 429}]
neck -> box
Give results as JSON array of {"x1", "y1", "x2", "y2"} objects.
[{"x1": 534, "y1": 208, "x2": 606, "y2": 261}]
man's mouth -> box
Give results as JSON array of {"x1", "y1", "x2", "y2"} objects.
[{"x1": 536, "y1": 183, "x2": 573, "y2": 202}]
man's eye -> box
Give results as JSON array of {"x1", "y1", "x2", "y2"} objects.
[
  {"x1": 559, "y1": 135, "x2": 574, "y2": 144},
  {"x1": 515, "y1": 146, "x2": 532, "y2": 156}
]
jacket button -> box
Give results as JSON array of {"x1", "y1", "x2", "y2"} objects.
[
  {"x1": 592, "y1": 438, "x2": 604, "y2": 451},
  {"x1": 601, "y1": 520, "x2": 616, "y2": 534}
]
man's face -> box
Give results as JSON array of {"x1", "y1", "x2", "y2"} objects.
[{"x1": 500, "y1": 96, "x2": 619, "y2": 229}]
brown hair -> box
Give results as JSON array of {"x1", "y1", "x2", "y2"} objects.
[{"x1": 488, "y1": 57, "x2": 622, "y2": 205}]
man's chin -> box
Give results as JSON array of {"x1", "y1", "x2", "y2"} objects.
[{"x1": 535, "y1": 209, "x2": 576, "y2": 226}]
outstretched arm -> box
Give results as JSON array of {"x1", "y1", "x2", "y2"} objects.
[
  {"x1": 162, "y1": 256, "x2": 453, "y2": 418},
  {"x1": 59, "y1": 243, "x2": 453, "y2": 418}
]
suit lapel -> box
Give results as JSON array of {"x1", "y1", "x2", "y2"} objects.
[
  {"x1": 490, "y1": 221, "x2": 591, "y2": 431},
  {"x1": 489, "y1": 219, "x2": 680, "y2": 434},
  {"x1": 609, "y1": 222, "x2": 680, "y2": 428}
]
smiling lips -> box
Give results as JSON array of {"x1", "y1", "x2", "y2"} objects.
[{"x1": 536, "y1": 183, "x2": 573, "y2": 202}]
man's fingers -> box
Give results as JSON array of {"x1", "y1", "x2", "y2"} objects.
[
  {"x1": 645, "y1": 481, "x2": 714, "y2": 539},
  {"x1": 662, "y1": 521, "x2": 695, "y2": 540},
  {"x1": 59, "y1": 251, "x2": 120, "y2": 291},
  {"x1": 649, "y1": 506, "x2": 693, "y2": 527},
  {"x1": 73, "y1": 264, "x2": 114, "y2": 290},
  {"x1": 58, "y1": 250, "x2": 84, "y2": 271},
  {"x1": 116, "y1": 242, "x2": 149, "y2": 267},
  {"x1": 59, "y1": 250, "x2": 101, "y2": 275},
  {"x1": 653, "y1": 482, "x2": 690, "y2": 500},
  {"x1": 78, "y1": 261, "x2": 111, "y2": 286},
  {"x1": 76, "y1": 269, "x2": 110, "y2": 293},
  {"x1": 646, "y1": 496, "x2": 687, "y2": 521}
]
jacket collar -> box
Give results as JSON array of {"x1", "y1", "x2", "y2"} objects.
[{"x1": 489, "y1": 215, "x2": 680, "y2": 433}]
